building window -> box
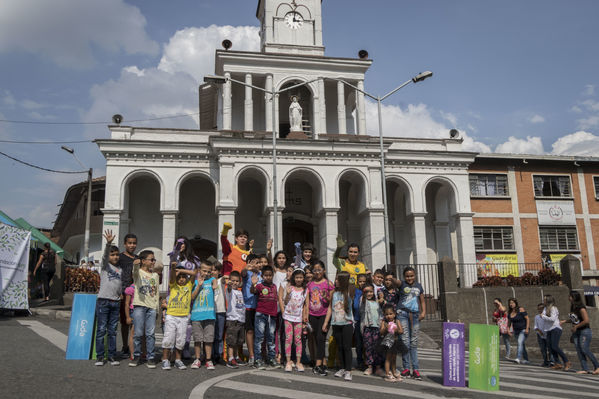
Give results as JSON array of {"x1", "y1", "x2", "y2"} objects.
[
  {"x1": 594, "y1": 176, "x2": 599, "y2": 199},
  {"x1": 539, "y1": 227, "x2": 578, "y2": 251},
  {"x1": 469, "y1": 174, "x2": 509, "y2": 196},
  {"x1": 533, "y1": 175, "x2": 571, "y2": 197},
  {"x1": 474, "y1": 227, "x2": 514, "y2": 251}
]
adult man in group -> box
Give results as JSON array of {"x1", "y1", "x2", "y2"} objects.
[
  {"x1": 333, "y1": 235, "x2": 370, "y2": 286},
  {"x1": 119, "y1": 233, "x2": 137, "y2": 357}
]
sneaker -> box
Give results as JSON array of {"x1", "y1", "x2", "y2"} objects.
[
  {"x1": 247, "y1": 358, "x2": 255, "y2": 367},
  {"x1": 226, "y1": 359, "x2": 239, "y2": 369},
  {"x1": 334, "y1": 368, "x2": 346, "y2": 378},
  {"x1": 400, "y1": 369, "x2": 411, "y2": 378},
  {"x1": 285, "y1": 362, "x2": 293, "y2": 372},
  {"x1": 162, "y1": 360, "x2": 171, "y2": 370},
  {"x1": 412, "y1": 370, "x2": 422, "y2": 380},
  {"x1": 94, "y1": 358, "x2": 105, "y2": 366},
  {"x1": 255, "y1": 360, "x2": 266, "y2": 370},
  {"x1": 514, "y1": 358, "x2": 520, "y2": 364},
  {"x1": 108, "y1": 357, "x2": 120, "y2": 366},
  {"x1": 268, "y1": 359, "x2": 281, "y2": 369},
  {"x1": 236, "y1": 357, "x2": 247, "y2": 366},
  {"x1": 146, "y1": 359, "x2": 157, "y2": 369},
  {"x1": 363, "y1": 366, "x2": 373, "y2": 375},
  {"x1": 312, "y1": 365, "x2": 320, "y2": 374},
  {"x1": 174, "y1": 360, "x2": 187, "y2": 370},
  {"x1": 206, "y1": 360, "x2": 215, "y2": 370},
  {"x1": 296, "y1": 363, "x2": 305, "y2": 372},
  {"x1": 191, "y1": 359, "x2": 202, "y2": 369},
  {"x1": 128, "y1": 356, "x2": 141, "y2": 367},
  {"x1": 318, "y1": 365, "x2": 328, "y2": 376},
  {"x1": 344, "y1": 371, "x2": 352, "y2": 381}
]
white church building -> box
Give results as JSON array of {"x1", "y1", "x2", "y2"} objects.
[{"x1": 97, "y1": 0, "x2": 477, "y2": 283}]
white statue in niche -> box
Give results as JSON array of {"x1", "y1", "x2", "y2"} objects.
[{"x1": 289, "y1": 95, "x2": 303, "y2": 132}]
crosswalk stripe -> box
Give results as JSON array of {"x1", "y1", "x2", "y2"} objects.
[
  {"x1": 251, "y1": 370, "x2": 444, "y2": 399},
  {"x1": 506, "y1": 368, "x2": 599, "y2": 384},
  {"x1": 18, "y1": 320, "x2": 67, "y2": 352},
  {"x1": 215, "y1": 380, "x2": 344, "y2": 399}
]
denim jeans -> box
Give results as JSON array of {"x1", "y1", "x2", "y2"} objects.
[
  {"x1": 95, "y1": 298, "x2": 120, "y2": 359},
  {"x1": 547, "y1": 328, "x2": 568, "y2": 364},
  {"x1": 536, "y1": 333, "x2": 552, "y2": 365},
  {"x1": 353, "y1": 324, "x2": 364, "y2": 367},
  {"x1": 212, "y1": 312, "x2": 226, "y2": 360},
  {"x1": 254, "y1": 312, "x2": 276, "y2": 361},
  {"x1": 133, "y1": 306, "x2": 156, "y2": 360},
  {"x1": 515, "y1": 330, "x2": 528, "y2": 361},
  {"x1": 573, "y1": 328, "x2": 599, "y2": 372},
  {"x1": 398, "y1": 310, "x2": 420, "y2": 370},
  {"x1": 500, "y1": 333, "x2": 511, "y2": 358}
]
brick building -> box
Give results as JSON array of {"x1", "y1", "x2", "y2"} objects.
[{"x1": 469, "y1": 154, "x2": 599, "y2": 288}]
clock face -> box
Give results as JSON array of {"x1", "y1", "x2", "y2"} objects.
[{"x1": 285, "y1": 12, "x2": 303, "y2": 29}]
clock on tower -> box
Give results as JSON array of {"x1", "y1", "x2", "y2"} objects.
[{"x1": 256, "y1": 0, "x2": 325, "y2": 56}]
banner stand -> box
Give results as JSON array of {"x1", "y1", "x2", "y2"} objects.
[
  {"x1": 468, "y1": 323, "x2": 500, "y2": 391},
  {"x1": 442, "y1": 322, "x2": 465, "y2": 387},
  {"x1": 66, "y1": 293, "x2": 97, "y2": 360}
]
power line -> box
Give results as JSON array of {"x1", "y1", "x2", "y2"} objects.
[
  {"x1": 0, "y1": 150, "x2": 87, "y2": 174},
  {"x1": 0, "y1": 112, "x2": 199, "y2": 125},
  {"x1": 0, "y1": 139, "x2": 93, "y2": 144}
]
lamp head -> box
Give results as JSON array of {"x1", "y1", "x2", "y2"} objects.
[
  {"x1": 112, "y1": 114, "x2": 123, "y2": 124},
  {"x1": 203, "y1": 75, "x2": 228, "y2": 84},
  {"x1": 412, "y1": 71, "x2": 433, "y2": 83},
  {"x1": 61, "y1": 145, "x2": 74, "y2": 154}
]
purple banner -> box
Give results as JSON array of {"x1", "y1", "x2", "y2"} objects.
[{"x1": 442, "y1": 322, "x2": 465, "y2": 387}]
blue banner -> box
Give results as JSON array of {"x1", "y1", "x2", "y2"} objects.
[
  {"x1": 442, "y1": 322, "x2": 465, "y2": 387},
  {"x1": 66, "y1": 293, "x2": 97, "y2": 360}
]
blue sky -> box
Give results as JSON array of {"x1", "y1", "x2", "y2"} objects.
[{"x1": 1, "y1": 0, "x2": 599, "y2": 227}]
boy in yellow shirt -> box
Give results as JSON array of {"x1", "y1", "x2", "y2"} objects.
[{"x1": 161, "y1": 264, "x2": 200, "y2": 370}]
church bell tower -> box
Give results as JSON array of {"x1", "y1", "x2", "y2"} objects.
[{"x1": 256, "y1": 0, "x2": 325, "y2": 56}]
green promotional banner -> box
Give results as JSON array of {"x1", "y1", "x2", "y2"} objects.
[{"x1": 469, "y1": 323, "x2": 499, "y2": 391}]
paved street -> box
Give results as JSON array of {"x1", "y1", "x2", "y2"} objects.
[{"x1": 1, "y1": 315, "x2": 598, "y2": 398}]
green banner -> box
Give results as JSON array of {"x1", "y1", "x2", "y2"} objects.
[{"x1": 469, "y1": 323, "x2": 499, "y2": 391}]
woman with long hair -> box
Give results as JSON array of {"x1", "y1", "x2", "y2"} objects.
[
  {"x1": 542, "y1": 295, "x2": 570, "y2": 370},
  {"x1": 492, "y1": 298, "x2": 511, "y2": 359},
  {"x1": 507, "y1": 298, "x2": 529, "y2": 364},
  {"x1": 567, "y1": 291, "x2": 599, "y2": 374}
]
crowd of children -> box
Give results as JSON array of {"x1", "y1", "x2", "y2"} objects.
[{"x1": 93, "y1": 225, "x2": 427, "y2": 384}]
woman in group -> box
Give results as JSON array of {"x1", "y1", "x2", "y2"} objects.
[
  {"x1": 567, "y1": 291, "x2": 599, "y2": 374},
  {"x1": 542, "y1": 294, "x2": 571, "y2": 370},
  {"x1": 507, "y1": 298, "x2": 529, "y2": 364},
  {"x1": 492, "y1": 298, "x2": 511, "y2": 359}
]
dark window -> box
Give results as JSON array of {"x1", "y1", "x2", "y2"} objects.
[
  {"x1": 469, "y1": 174, "x2": 509, "y2": 196},
  {"x1": 594, "y1": 176, "x2": 599, "y2": 199},
  {"x1": 539, "y1": 227, "x2": 578, "y2": 251},
  {"x1": 533, "y1": 175, "x2": 571, "y2": 197},
  {"x1": 474, "y1": 227, "x2": 514, "y2": 251}
]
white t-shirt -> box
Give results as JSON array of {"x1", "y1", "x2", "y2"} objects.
[
  {"x1": 283, "y1": 287, "x2": 307, "y2": 323},
  {"x1": 213, "y1": 278, "x2": 226, "y2": 313},
  {"x1": 226, "y1": 289, "x2": 246, "y2": 323},
  {"x1": 534, "y1": 314, "x2": 546, "y2": 338},
  {"x1": 541, "y1": 307, "x2": 561, "y2": 331}
]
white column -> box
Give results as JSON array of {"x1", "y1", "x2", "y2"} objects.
[
  {"x1": 320, "y1": 209, "x2": 339, "y2": 278},
  {"x1": 318, "y1": 78, "x2": 326, "y2": 134},
  {"x1": 265, "y1": 74, "x2": 273, "y2": 132},
  {"x1": 265, "y1": 207, "x2": 283, "y2": 253},
  {"x1": 274, "y1": 94, "x2": 280, "y2": 138},
  {"x1": 434, "y1": 221, "x2": 451, "y2": 259},
  {"x1": 337, "y1": 80, "x2": 346, "y2": 134},
  {"x1": 219, "y1": 161, "x2": 235, "y2": 208},
  {"x1": 356, "y1": 80, "x2": 366, "y2": 135},
  {"x1": 577, "y1": 168, "x2": 597, "y2": 270},
  {"x1": 368, "y1": 209, "x2": 386, "y2": 270},
  {"x1": 412, "y1": 213, "x2": 428, "y2": 264},
  {"x1": 217, "y1": 207, "x2": 236, "y2": 260},
  {"x1": 223, "y1": 72, "x2": 232, "y2": 130},
  {"x1": 244, "y1": 73, "x2": 253, "y2": 131},
  {"x1": 455, "y1": 213, "x2": 476, "y2": 287},
  {"x1": 161, "y1": 210, "x2": 178, "y2": 292},
  {"x1": 507, "y1": 166, "x2": 525, "y2": 263}
]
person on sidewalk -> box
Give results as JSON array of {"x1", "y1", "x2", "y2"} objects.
[
  {"x1": 333, "y1": 235, "x2": 369, "y2": 286},
  {"x1": 118, "y1": 233, "x2": 137, "y2": 358},
  {"x1": 94, "y1": 230, "x2": 122, "y2": 367},
  {"x1": 566, "y1": 291, "x2": 599, "y2": 374},
  {"x1": 507, "y1": 297, "x2": 530, "y2": 364},
  {"x1": 534, "y1": 303, "x2": 553, "y2": 367},
  {"x1": 32, "y1": 242, "x2": 58, "y2": 301},
  {"x1": 542, "y1": 295, "x2": 571, "y2": 371}
]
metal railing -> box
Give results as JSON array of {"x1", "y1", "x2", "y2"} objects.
[
  {"x1": 385, "y1": 263, "x2": 441, "y2": 321},
  {"x1": 459, "y1": 262, "x2": 561, "y2": 288}
]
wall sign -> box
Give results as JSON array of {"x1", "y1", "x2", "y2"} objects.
[
  {"x1": 442, "y1": 322, "x2": 465, "y2": 387},
  {"x1": 536, "y1": 200, "x2": 575, "y2": 225}
]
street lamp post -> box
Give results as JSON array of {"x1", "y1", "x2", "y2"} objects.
[
  {"x1": 326, "y1": 71, "x2": 433, "y2": 266},
  {"x1": 61, "y1": 146, "x2": 93, "y2": 263},
  {"x1": 204, "y1": 75, "x2": 321, "y2": 251}
]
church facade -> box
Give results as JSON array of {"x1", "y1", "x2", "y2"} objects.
[{"x1": 97, "y1": 0, "x2": 477, "y2": 285}]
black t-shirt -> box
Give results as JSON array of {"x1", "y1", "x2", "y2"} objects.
[
  {"x1": 508, "y1": 310, "x2": 528, "y2": 333},
  {"x1": 119, "y1": 252, "x2": 136, "y2": 291},
  {"x1": 41, "y1": 250, "x2": 56, "y2": 271},
  {"x1": 569, "y1": 306, "x2": 589, "y2": 330}
]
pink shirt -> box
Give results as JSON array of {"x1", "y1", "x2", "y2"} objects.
[
  {"x1": 255, "y1": 283, "x2": 278, "y2": 316},
  {"x1": 307, "y1": 279, "x2": 334, "y2": 317},
  {"x1": 124, "y1": 284, "x2": 135, "y2": 310}
]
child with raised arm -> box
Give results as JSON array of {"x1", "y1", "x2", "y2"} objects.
[
  {"x1": 190, "y1": 260, "x2": 219, "y2": 370},
  {"x1": 251, "y1": 265, "x2": 280, "y2": 369},
  {"x1": 241, "y1": 254, "x2": 262, "y2": 366},
  {"x1": 94, "y1": 230, "x2": 122, "y2": 366},
  {"x1": 224, "y1": 271, "x2": 246, "y2": 368},
  {"x1": 161, "y1": 263, "x2": 198, "y2": 370},
  {"x1": 211, "y1": 261, "x2": 227, "y2": 364},
  {"x1": 129, "y1": 250, "x2": 160, "y2": 368},
  {"x1": 221, "y1": 223, "x2": 251, "y2": 275},
  {"x1": 281, "y1": 268, "x2": 308, "y2": 372}
]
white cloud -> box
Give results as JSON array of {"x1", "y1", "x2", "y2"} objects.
[
  {"x1": 440, "y1": 111, "x2": 457, "y2": 126},
  {"x1": 578, "y1": 115, "x2": 599, "y2": 130},
  {"x1": 83, "y1": 25, "x2": 260, "y2": 136},
  {"x1": 495, "y1": 136, "x2": 545, "y2": 155},
  {"x1": 528, "y1": 114, "x2": 545, "y2": 124},
  {"x1": 583, "y1": 84, "x2": 595, "y2": 96},
  {"x1": 551, "y1": 131, "x2": 599, "y2": 156},
  {"x1": 0, "y1": 0, "x2": 158, "y2": 68},
  {"x1": 364, "y1": 100, "x2": 491, "y2": 152}
]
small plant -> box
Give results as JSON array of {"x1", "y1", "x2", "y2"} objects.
[
  {"x1": 472, "y1": 269, "x2": 560, "y2": 288},
  {"x1": 65, "y1": 267, "x2": 100, "y2": 292}
]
